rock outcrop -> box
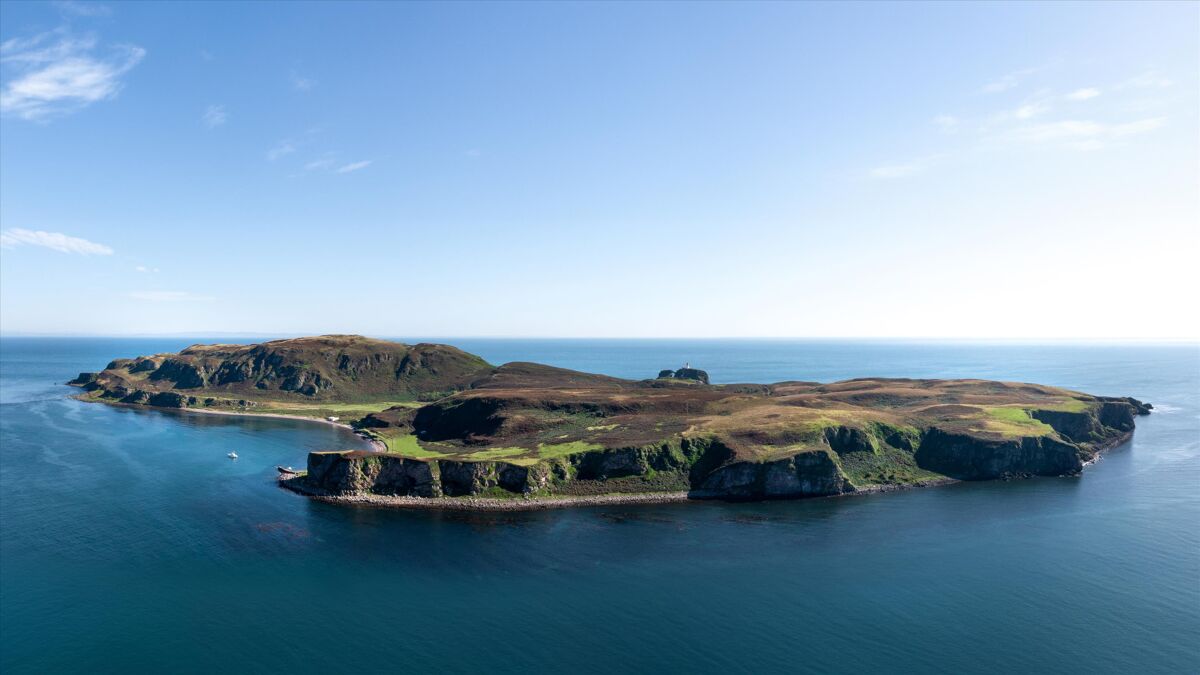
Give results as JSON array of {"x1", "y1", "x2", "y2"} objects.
[{"x1": 657, "y1": 367, "x2": 711, "y2": 384}]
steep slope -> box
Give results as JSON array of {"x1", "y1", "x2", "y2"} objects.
[{"x1": 69, "y1": 335, "x2": 493, "y2": 405}]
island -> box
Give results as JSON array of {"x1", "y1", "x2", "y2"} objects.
[{"x1": 68, "y1": 335, "x2": 1151, "y2": 510}]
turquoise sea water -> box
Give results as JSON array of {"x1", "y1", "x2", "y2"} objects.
[{"x1": 1, "y1": 338, "x2": 1198, "y2": 673}]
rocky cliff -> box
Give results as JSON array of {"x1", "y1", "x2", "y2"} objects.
[
  {"x1": 69, "y1": 335, "x2": 493, "y2": 405},
  {"x1": 295, "y1": 397, "x2": 1149, "y2": 503}
]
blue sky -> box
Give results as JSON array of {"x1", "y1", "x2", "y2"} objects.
[{"x1": 1, "y1": 1, "x2": 1197, "y2": 338}]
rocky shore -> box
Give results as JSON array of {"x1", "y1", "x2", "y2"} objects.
[
  {"x1": 278, "y1": 474, "x2": 692, "y2": 511},
  {"x1": 277, "y1": 472, "x2": 967, "y2": 512}
]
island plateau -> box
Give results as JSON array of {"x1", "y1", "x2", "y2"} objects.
[{"x1": 69, "y1": 335, "x2": 1151, "y2": 509}]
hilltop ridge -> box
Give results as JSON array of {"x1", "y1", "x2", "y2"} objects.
[{"x1": 70, "y1": 335, "x2": 492, "y2": 406}]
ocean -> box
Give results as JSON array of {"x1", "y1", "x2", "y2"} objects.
[{"x1": 1, "y1": 338, "x2": 1197, "y2": 673}]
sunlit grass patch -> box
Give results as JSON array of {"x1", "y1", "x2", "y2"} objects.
[
  {"x1": 536, "y1": 440, "x2": 603, "y2": 459},
  {"x1": 380, "y1": 433, "x2": 450, "y2": 459},
  {"x1": 976, "y1": 406, "x2": 1054, "y2": 437},
  {"x1": 461, "y1": 447, "x2": 527, "y2": 460}
]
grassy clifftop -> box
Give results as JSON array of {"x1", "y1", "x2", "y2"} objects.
[{"x1": 355, "y1": 367, "x2": 1149, "y2": 486}]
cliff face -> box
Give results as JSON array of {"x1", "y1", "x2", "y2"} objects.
[
  {"x1": 914, "y1": 430, "x2": 1085, "y2": 480},
  {"x1": 692, "y1": 449, "x2": 852, "y2": 499},
  {"x1": 298, "y1": 397, "x2": 1148, "y2": 502}
]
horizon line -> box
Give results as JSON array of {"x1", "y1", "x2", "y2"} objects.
[{"x1": 1, "y1": 332, "x2": 1197, "y2": 345}]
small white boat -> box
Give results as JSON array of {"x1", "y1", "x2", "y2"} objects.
[{"x1": 227, "y1": 452, "x2": 238, "y2": 459}]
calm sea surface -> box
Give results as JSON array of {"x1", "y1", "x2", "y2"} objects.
[{"x1": 1, "y1": 338, "x2": 1197, "y2": 673}]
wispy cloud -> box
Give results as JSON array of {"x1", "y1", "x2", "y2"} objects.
[
  {"x1": 1065, "y1": 88, "x2": 1100, "y2": 101},
  {"x1": 0, "y1": 29, "x2": 145, "y2": 120},
  {"x1": 304, "y1": 157, "x2": 335, "y2": 171},
  {"x1": 128, "y1": 291, "x2": 215, "y2": 302},
  {"x1": 336, "y1": 160, "x2": 372, "y2": 174},
  {"x1": 202, "y1": 104, "x2": 227, "y2": 128},
  {"x1": 1118, "y1": 71, "x2": 1173, "y2": 90},
  {"x1": 134, "y1": 265, "x2": 160, "y2": 273},
  {"x1": 0, "y1": 228, "x2": 113, "y2": 255},
  {"x1": 1003, "y1": 117, "x2": 1166, "y2": 149},
  {"x1": 869, "y1": 68, "x2": 1174, "y2": 177},
  {"x1": 52, "y1": 1, "x2": 112, "y2": 18},
  {"x1": 981, "y1": 67, "x2": 1040, "y2": 94},
  {"x1": 932, "y1": 115, "x2": 959, "y2": 133},
  {"x1": 1014, "y1": 102, "x2": 1050, "y2": 120},
  {"x1": 290, "y1": 71, "x2": 315, "y2": 91},
  {"x1": 267, "y1": 139, "x2": 296, "y2": 161}
]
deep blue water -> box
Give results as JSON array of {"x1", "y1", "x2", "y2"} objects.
[{"x1": 1, "y1": 338, "x2": 1198, "y2": 674}]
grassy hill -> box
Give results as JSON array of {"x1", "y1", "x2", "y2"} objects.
[{"x1": 69, "y1": 335, "x2": 492, "y2": 416}]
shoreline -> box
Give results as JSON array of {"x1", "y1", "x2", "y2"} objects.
[
  {"x1": 75, "y1": 393, "x2": 1136, "y2": 513},
  {"x1": 277, "y1": 473, "x2": 963, "y2": 512},
  {"x1": 275, "y1": 434, "x2": 1133, "y2": 513},
  {"x1": 1081, "y1": 429, "x2": 1134, "y2": 468},
  {"x1": 278, "y1": 476, "x2": 694, "y2": 511},
  {"x1": 72, "y1": 394, "x2": 387, "y2": 452}
]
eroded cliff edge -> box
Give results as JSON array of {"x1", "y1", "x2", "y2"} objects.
[
  {"x1": 70, "y1": 335, "x2": 1151, "y2": 508},
  {"x1": 287, "y1": 398, "x2": 1148, "y2": 506}
]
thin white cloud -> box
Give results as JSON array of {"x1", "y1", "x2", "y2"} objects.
[
  {"x1": 267, "y1": 140, "x2": 296, "y2": 161},
  {"x1": 933, "y1": 115, "x2": 959, "y2": 132},
  {"x1": 1004, "y1": 117, "x2": 1165, "y2": 147},
  {"x1": 981, "y1": 67, "x2": 1039, "y2": 94},
  {"x1": 128, "y1": 291, "x2": 215, "y2": 302},
  {"x1": 336, "y1": 160, "x2": 372, "y2": 174},
  {"x1": 1108, "y1": 117, "x2": 1168, "y2": 137},
  {"x1": 1065, "y1": 88, "x2": 1100, "y2": 101},
  {"x1": 202, "y1": 104, "x2": 227, "y2": 128},
  {"x1": 0, "y1": 29, "x2": 145, "y2": 120},
  {"x1": 1118, "y1": 71, "x2": 1173, "y2": 90},
  {"x1": 52, "y1": 1, "x2": 112, "y2": 18},
  {"x1": 872, "y1": 69, "x2": 1171, "y2": 176},
  {"x1": 134, "y1": 265, "x2": 160, "y2": 273},
  {"x1": 1014, "y1": 102, "x2": 1050, "y2": 120},
  {"x1": 290, "y1": 71, "x2": 315, "y2": 91},
  {"x1": 464, "y1": 148, "x2": 483, "y2": 158},
  {"x1": 304, "y1": 157, "x2": 335, "y2": 171},
  {"x1": 0, "y1": 228, "x2": 113, "y2": 255}
]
